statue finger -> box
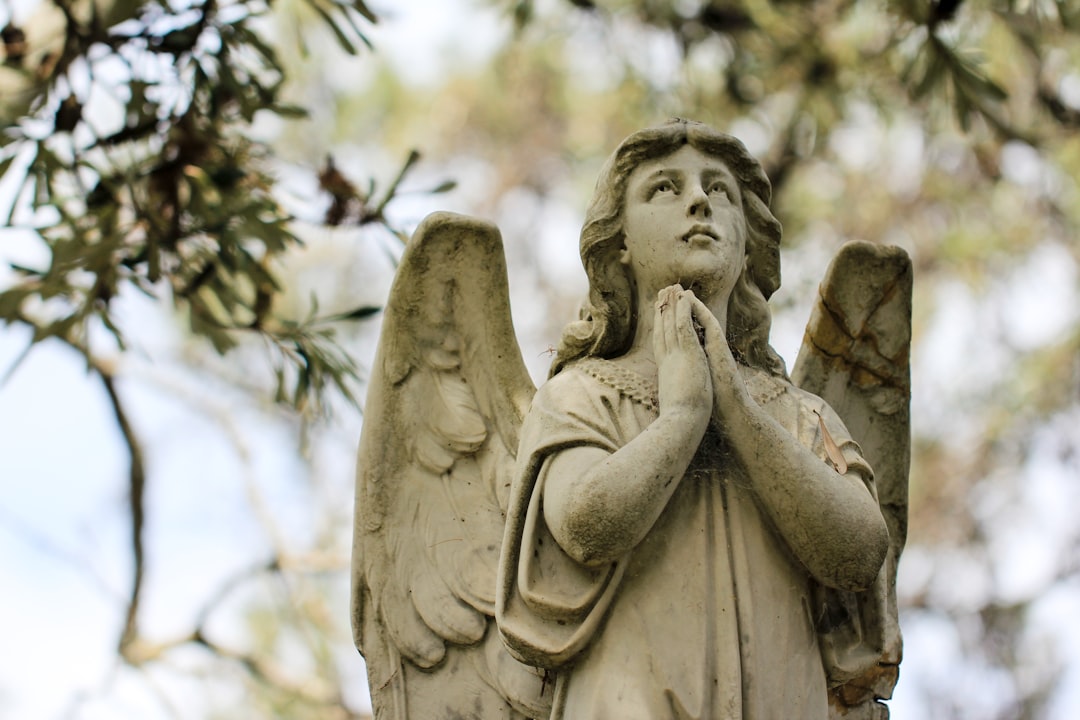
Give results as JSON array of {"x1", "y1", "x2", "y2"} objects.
[
  {"x1": 675, "y1": 291, "x2": 696, "y2": 349},
  {"x1": 689, "y1": 298, "x2": 732, "y2": 363},
  {"x1": 688, "y1": 297, "x2": 719, "y2": 342},
  {"x1": 653, "y1": 294, "x2": 669, "y2": 358},
  {"x1": 662, "y1": 287, "x2": 679, "y2": 351}
]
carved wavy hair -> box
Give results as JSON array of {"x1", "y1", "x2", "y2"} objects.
[{"x1": 551, "y1": 119, "x2": 787, "y2": 378}]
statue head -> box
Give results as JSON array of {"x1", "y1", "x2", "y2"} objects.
[{"x1": 553, "y1": 119, "x2": 786, "y2": 377}]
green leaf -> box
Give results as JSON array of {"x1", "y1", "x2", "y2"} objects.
[
  {"x1": 0, "y1": 151, "x2": 16, "y2": 179},
  {"x1": 9, "y1": 263, "x2": 43, "y2": 276},
  {"x1": 952, "y1": 54, "x2": 1008, "y2": 102},
  {"x1": 190, "y1": 308, "x2": 238, "y2": 354},
  {"x1": 954, "y1": 83, "x2": 974, "y2": 131},
  {"x1": 293, "y1": 347, "x2": 312, "y2": 407},
  {"x1": 513, "y1": 0, "x2": 534, "y2": 30},
  {"x1": 0, "y1": 288, "x2": 30, "y2": 321},
  {"x1": 335, "y1": 5, "x2": 374, "y2": 50},
  {"x1": 147, "y1": 235, "x2": 161, "y2": 283},
  {"x1": 0, "y1": 169, "x2": 22, "y2": 226},
  {"x1": 236, "y1": 248, "x2": 283, "y2": 293},
  {"x1": 274, "y1": 366, "x2": 288, "y2": 404},
  {"x1": 308, "y1": 1, "x2": 359, "y2": 55},
  {"x1": 184, "y1": 165, "x2": 223, "y2": 207},
  {"x1": 351, "y1": 0, "x2": 378, "y2": 23},
  {"x1": 210, "y1": 166, "x2": 248, "y2": 189},
  {"x1": 268, "y1": 103, "x2": 309, "y2": 119},
  {"x1": 232, "y1": 24, "x2": 282, "y2": 71},
  {"x1": 326, "y1": 305, "x2": 381, "y2": 321},
  {"x1": 32, "y1": 315, "x2": 78, "y2": 343},
  {"x1": 1056, "y1": 0, "x2": 1080, "y2": 29},
  {"x1": 235, "y1": 212, "x2": 294, "y2": 254},
  {"x1": 906, "y1": 40, "x2": 946, "y2": 100},
  {"x1": 157, "y1": 26, "x2": 202, "y2": 53}
]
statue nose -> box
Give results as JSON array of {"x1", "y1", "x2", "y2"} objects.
[{"x1": 688, "y1": 190, "x2": 711, "y2": 218}]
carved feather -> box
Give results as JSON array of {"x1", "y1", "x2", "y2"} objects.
[{"x1": 352, "y1": 213, "x2": 538, "y2": 718}]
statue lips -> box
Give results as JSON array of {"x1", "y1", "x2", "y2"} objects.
[{"x1": 681, "y1": 224, "x2": 719, "y2": 248}]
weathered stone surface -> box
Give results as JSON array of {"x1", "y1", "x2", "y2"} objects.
[{"x1": 353, "y1": 120, "x2": 909, "y2": 719}]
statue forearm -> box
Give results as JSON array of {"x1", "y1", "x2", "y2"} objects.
[
  {"x1": 542, "y1": 407, "x2": 708, "y2": 568},
  {"x1": 719, "y1": 392, "x2": 889, "y2": 591}
]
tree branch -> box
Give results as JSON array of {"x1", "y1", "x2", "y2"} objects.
[
  {"x1": 98, "y1": 365, "x2": 147, "y2": 660},
  {"x1": 6, "y1": 309, "x2": 149, "y2": 661}
]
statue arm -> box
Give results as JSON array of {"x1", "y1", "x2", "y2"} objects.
[
  {"x1": 721, "y1": 392, "x2": 888, "y2": 591},
  {"x1": 543, "y1": 290, "x2": 711, "y2": 568},
  {"x1": 691, "y1": 298, "x2": 889, "y2": 592},
  {"x1": 542, "y1": 408, "x2": 704, "y2": 567}
]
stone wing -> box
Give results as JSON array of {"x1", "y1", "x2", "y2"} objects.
[
  {"x1": 792, "y1": 241, "x2": 912, "y2": 720},
  {"x1": 351, "y1": 213, "x2": 542, "y2": 719}
]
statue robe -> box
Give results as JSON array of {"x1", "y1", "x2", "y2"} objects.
[{"x1": 497, "y1": 358, "x2": 876, "y2": 720}]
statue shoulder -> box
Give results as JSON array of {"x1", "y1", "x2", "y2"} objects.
[
  {"x1": 741, "y1": 366, "x2": 837, "y2": 419},
  {"x1": 562, "y1": 357, "x2": 659, "y2": 412},
  {"x1": 533, "y1": 363, "x2": 597, "y2": 405}
]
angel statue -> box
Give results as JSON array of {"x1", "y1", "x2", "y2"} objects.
[{"x1": 352, "y1": 119, "x2": 911, "y2": 720}]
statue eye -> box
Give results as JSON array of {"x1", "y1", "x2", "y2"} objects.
[
  {"x1": 709, "y1": 182, "x2": 730, "y2": 198},
  {"x1": 651, "y1": 180, "x2": 675, "y2": 196}
]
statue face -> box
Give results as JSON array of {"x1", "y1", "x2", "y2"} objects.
[{"x1": 619, "y1": 144, "x2": 748, "y2": 302}]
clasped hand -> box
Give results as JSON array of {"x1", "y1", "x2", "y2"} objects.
[{"x1": 653, "y1": 285, "x2": 751, "y2": 430}]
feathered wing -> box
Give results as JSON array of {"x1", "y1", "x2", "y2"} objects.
[
  {"x1": 791, "y1": 241, "x2": 912, "y2": 720},
  {"x1": 351, "y1": 213, "x2": 544, "y2": 720}
]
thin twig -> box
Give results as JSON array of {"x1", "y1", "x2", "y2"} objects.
[
  {"x1": 98, "y1": 365, "x2": 148, "y2": 659},
  {"x1": 7, "y1": 310, "x2": 149, "y2": 660},
  {"x1": 370, "y1": 149, "x2": 420, "y2": 221},
  {"x1": 0, "y1": 337, "x2": 36, "y2": 387}
]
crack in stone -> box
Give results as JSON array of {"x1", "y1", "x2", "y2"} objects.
[{"x1": 807, "y1": 281, "x2": 910, "y2": 392}]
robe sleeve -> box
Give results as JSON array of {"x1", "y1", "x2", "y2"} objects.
[
  {"x1": 495, "y1": 370, "x2": 634, "y2": 669},
  {"x1": 789, "y1": 389, "x2": 897, "y2": 690}
]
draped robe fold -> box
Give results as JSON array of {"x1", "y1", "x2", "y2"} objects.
[{"x1": 496, "y1": 358, "x2": 878, "y2": 720}]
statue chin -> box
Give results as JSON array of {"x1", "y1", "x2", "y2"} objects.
[
  {"x1": 628, "y1": 245, "x2": 743, "y2": 311},
  {"x1": 645, "y1": 263, "x2": 737, "y2": 309}
]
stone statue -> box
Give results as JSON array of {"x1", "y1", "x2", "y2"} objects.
[{"x1": 351, "y1": 120, "x2": 910, "y2": 720}]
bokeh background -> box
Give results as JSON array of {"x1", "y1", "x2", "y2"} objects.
[{"x1": 2, "y1": 0, "x2": 1079, "y2": 717}]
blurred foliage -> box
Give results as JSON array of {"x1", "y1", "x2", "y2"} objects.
[
  {"x1": 0, "y1": 0, "x2": 419, "y2": 717},
  {"x1": 0, "y1": 0, "x2": 396, "y2": 416}
]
